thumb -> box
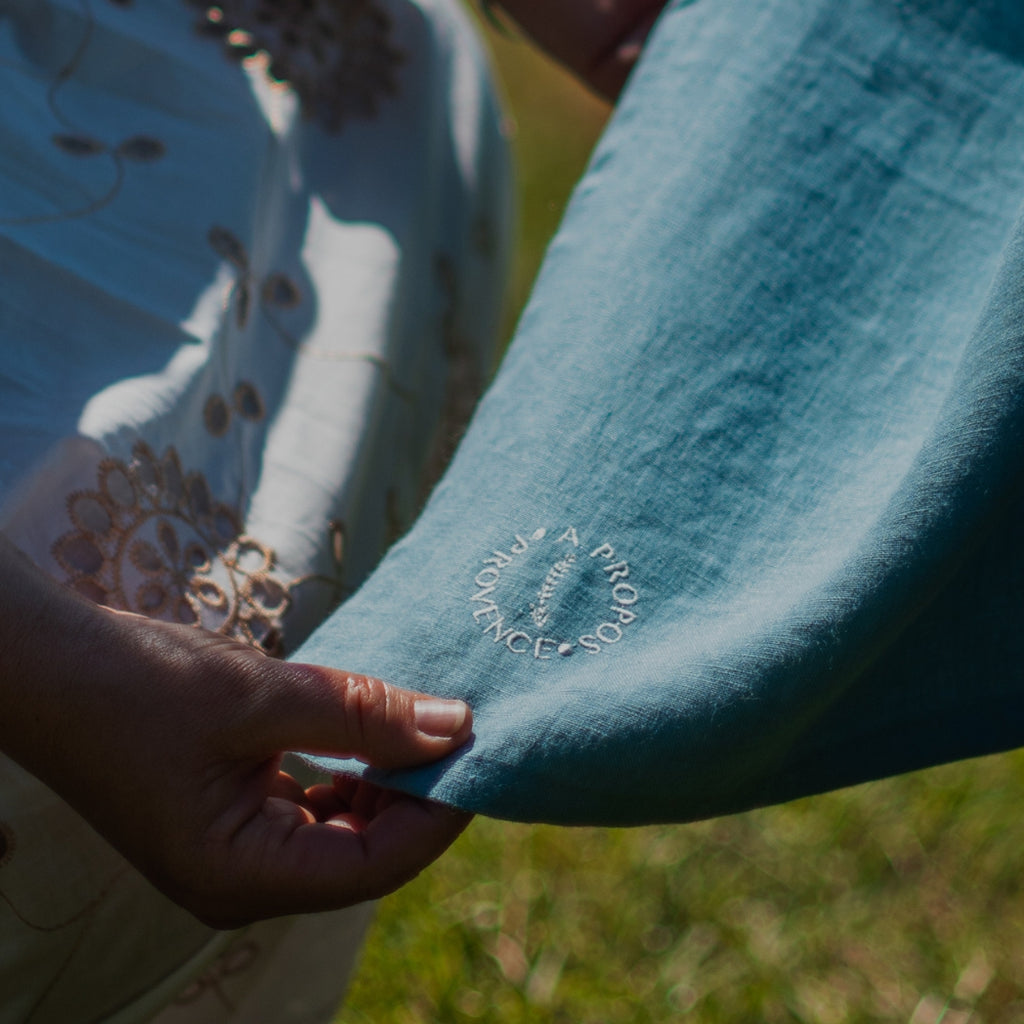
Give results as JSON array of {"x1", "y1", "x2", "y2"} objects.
[{"x1": 252, "y1": 663, "x2": 473, "y2": 770}]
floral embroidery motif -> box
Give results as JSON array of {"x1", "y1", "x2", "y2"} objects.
[
  {"x1": 207, "y1": 225, "x2": 415, "y2": 402},
  {"x1": 207, "y1": 224, "x2": 305, "y2": 330},
  {"x1": 50, "y1": 133, "x2": 165, "y2": 164},
  {"x1": 189, "y1": 0, "x2": 403, "y2": 131},
  {"x1": 202, "y1": 382, "x2": 263, "y2": 437},
  {"x1": 173, "y1": 941, "x2": 260, "y2": 1009},
  {"x1": 262, "y1": 271, "x2": 302, "y2": 309},
  {"x1": 203, "y1": 394, "x2": 232, "y2": 436},
  {"x1": 208, "y1": 225, "x2": 258, "y2": 328},
  {"x1": 233, "y1": 380, "x2": 266, "y2": 420},
  {"x1": 0, "y1": 0, "x2": 167, "y2": 227},
  {"x1": 51, "y1": 440, "x2": 314, "y2": 653}
]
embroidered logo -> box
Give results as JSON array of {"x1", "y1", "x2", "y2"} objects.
[{"x1": 470, "y1": 527, "x2": 640, "y2": 659}]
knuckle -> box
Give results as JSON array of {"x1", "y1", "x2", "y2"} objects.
[{"x1": 341, "y1": 673, "x2": 391, "y2": 743}]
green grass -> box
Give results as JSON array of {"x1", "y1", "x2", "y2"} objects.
[
  {"x1": 341, "y1": 751, "x2": 1024, "y2": 1023},
  {"x1": 339, "y1": 18, "x2": 1024, "y2": 1024},
  {"x1": 478, "y1": 14, "x2": 609, "y2": 344}
]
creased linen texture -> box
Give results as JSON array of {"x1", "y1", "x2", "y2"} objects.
[{"x1": 300, "y1": 0, "x2": 1024, "y2": 825}]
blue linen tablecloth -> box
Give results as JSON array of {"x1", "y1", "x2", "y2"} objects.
[{"x1": 298, "y1": 0, "x2": 1024, "y2": 824}]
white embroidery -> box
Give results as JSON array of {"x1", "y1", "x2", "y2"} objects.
[
  {"x1": 530, "y1": 552, "x2": 575, "y2": 628},
  {"x1": 469, "y1": 526, "x2": 642, "y2": 658}
]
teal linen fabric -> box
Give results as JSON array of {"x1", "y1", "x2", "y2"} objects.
[{"x1": 298, "y1": 0, "x2": 1024, "y2": 825}]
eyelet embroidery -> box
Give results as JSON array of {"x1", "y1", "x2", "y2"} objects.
[
  {"x1": 51, "y1": 440, "x2": 338, "y2": 654},
  {"x1": 202, "y1": 381, "x2": 267, "y2": 438},
  {"x1": 188, "y1": 0, "x2": 404, "y2": 132},
  {"x1": 206, "y1": 225, "x2": 416, "y2": 403}
]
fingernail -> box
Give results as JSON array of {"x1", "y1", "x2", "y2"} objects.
[{"x1": 414, "y1": 698, "x2": 467, "y2": 738}]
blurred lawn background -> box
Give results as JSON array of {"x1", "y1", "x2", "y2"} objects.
[{"x1": 339, "y1": 12, "x2": 1024, "y2": 1024}]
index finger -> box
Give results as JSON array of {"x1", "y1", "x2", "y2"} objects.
[{"x1": 197, "y1": 795, "x2": 472, "y2": 927}]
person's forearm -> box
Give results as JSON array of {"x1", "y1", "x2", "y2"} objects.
[{"x1": 0, "y1": 531, "x2": 109, "y2": 784}]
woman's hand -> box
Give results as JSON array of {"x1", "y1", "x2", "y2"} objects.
[
  {"x1": 0, "y1": 534, "x2": 472, "y2": 929},
  {"x1": 491, "y1": 0, "x2": 668, "y2": 101}
]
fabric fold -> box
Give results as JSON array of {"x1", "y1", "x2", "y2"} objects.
[{"x1": 297, "y1": 0, "x2": 1024, "y2": 825}]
